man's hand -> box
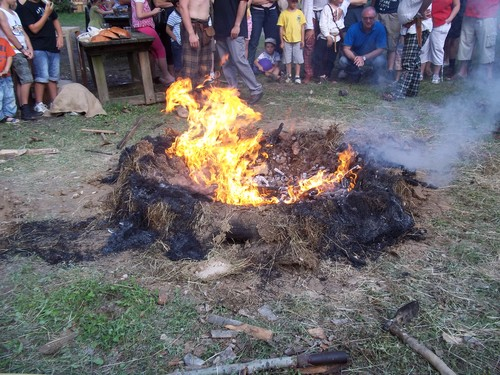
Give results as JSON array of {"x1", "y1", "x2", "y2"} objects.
[
  {"x1": 56, "y1": 35, "x2": 63, "y2": 49},
  {"x1": 230, "y1": 25, "x2": 240, "y2": 39},
  {"x1": 189, "y1": 32, "x2": 199, "y2": 48},
  {"x1": 300, "y1": 40, "x2": 304, "y2": 48},
  {"x1": 44, "y1": 1, "x2": 54, "y2": 16},
  {"x1": 353, "y1": 55, "x2": 365, "y2": 67}
]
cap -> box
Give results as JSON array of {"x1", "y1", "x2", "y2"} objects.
[{"x1": 264, "y1": 37, "x2": 276, "y2": 46}]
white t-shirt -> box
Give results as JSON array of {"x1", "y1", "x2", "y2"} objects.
[{"x1": 0, "y1": 8, "x2": 27, "y2": 54}]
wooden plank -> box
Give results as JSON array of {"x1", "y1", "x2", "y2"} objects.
[
  {"x1": 81, "y1": 128, "x2": 117, "y2": 134},
  {"x1": 91, "y1": 54, "x2": 109, "y2": 103}
]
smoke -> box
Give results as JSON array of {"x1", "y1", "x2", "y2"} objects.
[{"x1": 349, "y1": 77, "x2": 500, "y2": 187}]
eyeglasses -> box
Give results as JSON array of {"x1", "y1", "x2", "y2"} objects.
[{"x1": 362, "y1": 16, "x2": 375, "y2": 20}]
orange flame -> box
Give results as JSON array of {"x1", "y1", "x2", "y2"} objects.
[{"x1": 165, "y1": 79, "x2": 359, "y2": 206}]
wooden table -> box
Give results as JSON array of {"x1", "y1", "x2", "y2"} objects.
[
  {"x1": 79, "y1": 32, "x2": 157, "y2": 105},
  {"x1": 103, "y1": 14, "x2": 130, "y2": 28}
]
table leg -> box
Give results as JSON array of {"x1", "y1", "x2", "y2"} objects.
[
  {"x1": 127, "y1": 52, "x2": 140, "y2": 82},
  {"x1": 62, "y1": 27, "x2": 79, "y2": 82},
  {"x1": 90, "y1": 55, "x2": 109, "y2": 103},
  {"x1": 137, "y1": 50, "x2": 155, "y2": 104}
]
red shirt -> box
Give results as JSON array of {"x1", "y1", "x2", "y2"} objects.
[
  {"x1": 0, "y1": 37, "x2": 15, "y2": 76},
  {"x1": 465, "y1": 0, "x2": 500, "y2": 18},
  {"x1": 432, "y1": 0, "x2": 453, "y2": 28}
]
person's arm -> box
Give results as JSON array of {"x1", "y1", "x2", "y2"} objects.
[
  {"x1": 53, "y1": 18, "x2": 64, "y2": 50},
  {"x1": 363, "y1": 47, "x2": 384, "y2": 61},
  {"x1": 343, "y1": 44, "x2": 356, "y2": 61},
  {"x1": 96, "y1": 6, "x2": 114, "y2": 15},
  {"x1": 27, "y1": 2, "x2": 54, "y2": 34},
  {"x1": 153, "y1": 0, "x2": 173, "y2": 8},
  {"x1": 279, "y1": 25, "x2": 284, "y2": 49},
  {"x1": 179, "y1": 0, "x2": 199, "y2": 48},
  {"x1": 135, "y1": 0, "x2": 160, "y2": 20},
  {"x1": 300, "y1": 17, "x2": 305, "y2": 48},
  {"x1": 254, "y1": 57, "x2": 264, "y2": 72},
  {"x1": 0, "y1": 55, "x2": 13, "y2": 76},
  {"x1": 445, "y1": 0, "x2": 460, "y2": 24},
  {"x1": 230, "y1": 0, "x2": 247, "y2": 39},
  {"x1": 0, "y1": 11, "x2": 27, "y2": 55},
  {"x1": 165, "y1": 24, "x2": 176, "y2": 42}
]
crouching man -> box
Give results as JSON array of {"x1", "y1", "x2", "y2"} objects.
[{"x1": 338, "y1": 6, "x2": 387, "y2": 83}]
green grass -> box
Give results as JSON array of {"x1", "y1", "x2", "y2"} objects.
[{"x1": 58, "y1": 11, "x2": 86, "y2": 30}]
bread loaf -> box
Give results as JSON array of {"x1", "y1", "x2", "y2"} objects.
[
  {"x1": 99, "y1": 29, "x2": 120, "y2": 39},
  {"x1": 110, "y1": 26, "x2": 131, "y2": 39},
  {"x1": 90, "y1": 34, "x2": 112, "y2": 43}
]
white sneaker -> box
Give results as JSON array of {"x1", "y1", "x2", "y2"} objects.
[
  {"x1": 431, "y1": 74, "x2": 440, "y2": 84},
  {"x1": 419, "y1": 73, "x2": 423, "y2": 81},
  {"x1": 294, "y1": 76, "x2": 301, "y2": 84},
  {"x1": 285, "y1": 75, "x2": 292, "y2": 83},
  {"x1": 34, "y1": 102, "x2": 49, "y2": 113}
]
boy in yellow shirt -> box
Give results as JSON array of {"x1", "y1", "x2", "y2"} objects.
[{"x1": 277, "y1": 0, "x2": 306, "y2": 83}]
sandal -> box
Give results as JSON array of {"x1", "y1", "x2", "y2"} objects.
[{"x1": 1, "y1": 117, "x2": 20, "y2": 123}]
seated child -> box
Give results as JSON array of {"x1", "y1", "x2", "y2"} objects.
[
  {"x1": 88, "y1": 0, "x2": 114, "y2": 30},
  {"x1": 254, "y1": 37, "x2": 281, "y2": 81}
]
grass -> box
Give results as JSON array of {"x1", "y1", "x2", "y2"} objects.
[{"x1": 1, "y1": 55, "x2": 499, "y2": 374}]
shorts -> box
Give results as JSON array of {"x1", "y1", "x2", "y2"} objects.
[
  {"x1": 32, "y1": 50, "x2": 60, "y2": 83},
  {"x1": 458, "y1": 16, "x2": 497, "y2": 64},
  {"x1": 378, "y1": 13, "x2": 400, "y2": 52},
  {"x1": 283, "y1": 41, "x2": 303, "y2": 64},
  {"x1": 420, "y1": 23, "x2": 451, "y2": 66},
  {"x1": 12, "y1": 53, "x2": 34, "y2": 85}
]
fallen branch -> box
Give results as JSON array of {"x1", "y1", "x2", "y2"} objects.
[
  {"x1": 207, "y1": 314, "x2": 272, "y2": 341},
  {"x1": 167, "y1": 351, "x2": 349, "y2": 375},
  {"x1": 81, "y1": 128, "x2": 117, "y2": 134},
  {"x1": 117, "y1": 115, "x2": 145, "y2": 149},
  {"x1": 0, "y1": 148, "x2": 59, "y2": 159},
  {"x1": 85, "y1": 149, "x2": 113, "y2": 155}
]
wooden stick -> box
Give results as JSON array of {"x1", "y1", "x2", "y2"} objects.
[
  {"x1": 81, "y1": 128, "x2": 117, "y2": 134},
  {"x1": 85, "y1": 149, "x2": 113, "y2": 155},
  {"x1": 388, "y1": 325, "x2": 457, "y2": 375},
  {"x1": 117, "y1": 115, "x2": 144, "y2": 149}
]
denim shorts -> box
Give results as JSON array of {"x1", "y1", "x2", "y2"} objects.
[
  {"x1": 12, "y1": 53, "x2": 34, "y2": 85},
  {"x1": 33, "y1": 50, "x2": 60, "y2": 83}
]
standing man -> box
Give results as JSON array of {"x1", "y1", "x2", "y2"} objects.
[
  {"x1": 455, "y1": 0, "x2": 500, "y2": 80},
  {"x1": 382, "y1": 0, "x2": 432, "y2": 100},
  {"x1": 17, "y1": 0, "x2": 64, "y2": 113},
  {"x1": 0, "y1": 0, "x2": 40, "y2": 120},
  {"x1": 247, "y1": 0, "x2": 280, "y2": 70},
  {"x1": 179, "y1": 0, "x2": 212, "y2": 86},
  {"x1": 213, "y1": 0, "x2": 263, "y2": 105},
  {"x1": 339, "y1": 6, "x2": 387, "y2": 83},
  {"x1": 344, "y1": 0, "x2": 367, "y2": 31}
]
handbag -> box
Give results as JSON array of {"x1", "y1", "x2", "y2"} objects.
[{"x1": 201, "y1": 25, "x2": 215, "y2": 46}]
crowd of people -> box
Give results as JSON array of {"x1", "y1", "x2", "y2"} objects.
[{"x1": 0, "y1": 0, "x2": 499, "y2": 123}]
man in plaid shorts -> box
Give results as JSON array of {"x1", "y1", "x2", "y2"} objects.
[{"x1": 382, "y1": 0, "x2": 432, "y2": 100}]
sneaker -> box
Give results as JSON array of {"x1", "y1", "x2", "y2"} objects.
[
  {"x1": 338, "y1": 70, "x2": 347, "y2": 79},
  {"x1": 431, "y1": 74, "x2": 440, "y2": 84},
  {"x1": 285, "y1": 75, "x2": 292, "y2": 83},
  {"x1": 20, "y1": 104, "x2": 42, "y2": 121},
  {"x1": 294, "y1": 76, "x2": 301, "y2": 84},
  {"x1": 419, "y1": 73, "x2": 423, "y2": 81},
  {"x1": 34, "y1": 102, "x2": 49, "y2": 114}
]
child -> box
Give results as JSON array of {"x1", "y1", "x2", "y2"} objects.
[
  {"x1": 88, "y1": 0, "x2": 114, "y2": 30},
  {"x1": 17, "y1": 0, "x2": 64, "y2": 114},
  {"x1": 277, "y1": 0, "x2": 305, "y2": 84},
  {"x1": 315, "y1": 0, "x2": 345, "y2": 83},
  {"x1": 0, "y1": 36, "x2": 19, "y2": 123},
  {"x1": 254, "y1": 37, "x2": 281, "y2": 82},
  {"x1": 165, "y1": 0, "x2": 182, "y2": 76}
]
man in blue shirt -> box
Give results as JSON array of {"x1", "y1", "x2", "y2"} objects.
[{"x1": 339, "y1": 6, "x2": 387, "y2": 83}]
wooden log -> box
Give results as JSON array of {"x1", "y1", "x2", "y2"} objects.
[
  {"x1": 117, "y1": 115, "x2": 145, "y2": 149},
  {"x1": 81, "y1": 128, "x2": 117, "y2": 134}
]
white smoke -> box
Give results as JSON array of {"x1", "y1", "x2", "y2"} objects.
[{"x1": 348, "y1": 77, "x2": 500, "y2": 187}]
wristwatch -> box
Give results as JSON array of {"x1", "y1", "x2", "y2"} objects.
[{"x1": 362, "y1": 56, "x2": 366, "y2": 61}]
